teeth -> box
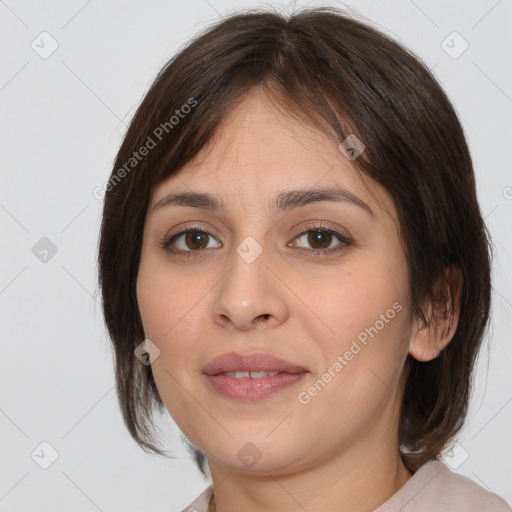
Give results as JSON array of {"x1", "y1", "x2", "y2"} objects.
[{"x1": 224, "y1": 371, "x2": 280, "y2": 379}]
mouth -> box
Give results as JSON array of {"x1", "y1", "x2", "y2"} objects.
[
  {"x1": 203, "y1": 371, "x2": 308, "y2": 400},
  {"x1": 222, "y1": 370, "x2": 285, "y2": 378},
  {"x1": 202, "y1": 352, "x2": 309, "y2": 401},
  {"x1": 202, "y1": 352, "x2": 308, "y2": 376}
]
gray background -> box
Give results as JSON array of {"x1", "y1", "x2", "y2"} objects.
[{"x1": 0, "y1": 0, "x2": 511, "y2": 510}]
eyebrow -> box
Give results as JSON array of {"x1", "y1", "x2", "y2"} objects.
[{"x1": 151, "y1": 187, "x2": 374, "y2": 217}]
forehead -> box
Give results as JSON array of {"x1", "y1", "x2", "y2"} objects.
[
  {"x1": 181, "y1": 89, "x2": 344, "y2": 179},
  {"x1": 150, "y1": 89, "x2": 393, "y2": 218}
]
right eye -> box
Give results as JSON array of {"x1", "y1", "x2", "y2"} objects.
[{"x1": 161, "y1": 228, "x2": 222, "y2": 257}]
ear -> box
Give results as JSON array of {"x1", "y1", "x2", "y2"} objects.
[{"x1": 408, "y1": 266, "x2": 463, "y2": 362}]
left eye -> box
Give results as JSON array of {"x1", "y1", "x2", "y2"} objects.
[{"x1": 289, "y1": 228, "x2": 350, "y2": 253}]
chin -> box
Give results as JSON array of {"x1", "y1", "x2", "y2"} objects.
[{"x1": 206, "y1": 439, "x2": 309, "y2": 475}]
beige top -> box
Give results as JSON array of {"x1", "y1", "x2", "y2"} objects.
[{"x1": 180, "y1": 460, "x2": 511, "y2": 512}]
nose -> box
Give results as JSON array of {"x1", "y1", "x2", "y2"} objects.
[{"x1": 210, "y1": 242, "x2": 289, "y2": 332}]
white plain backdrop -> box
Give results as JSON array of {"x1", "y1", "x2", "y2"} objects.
[{"x1": 0, "y1": 0, "x2": 511, "y2": 510}]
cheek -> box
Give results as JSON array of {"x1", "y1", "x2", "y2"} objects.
[
  {"x1": 293, "y1": 279, "x2": 409, "y2": 447},
  {"x1": 136, "y1": 259, "x2": 206, "y2": 435},
  {"x1": 136, "y1": 255, "x2": 211, "y2": 397},
  {"x1": 136, "y1": 252, "x2": 205, "y2": 341},
  {"x1": 309, "y1": 251, "x2": 411, "y2": 388}
]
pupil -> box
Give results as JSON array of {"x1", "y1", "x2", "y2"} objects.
[
  {"x1": 188, "y1": 231, "x2": 207, "y2": 249},
  {"x1": 310, "y1": 230, "x2": 330, "y2": 249}
]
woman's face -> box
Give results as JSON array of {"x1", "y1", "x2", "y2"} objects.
[{"x1": 136, "y1": 89, "x2": 417, "y2": 475}]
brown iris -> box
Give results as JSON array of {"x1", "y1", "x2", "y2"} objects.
[
  {"x1": 185, "y1": 231, "x2": 210, "y2": 250},
  {"x1": 307, "y1": 229, "x2": 333, "y2": 250}
]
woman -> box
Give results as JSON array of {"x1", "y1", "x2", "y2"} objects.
[{"x1": 97, "y1": 7, "x2": 511, "y2": 511}]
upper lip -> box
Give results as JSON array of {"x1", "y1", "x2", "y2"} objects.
[{"x1": 202, "y1": 352, "x2": 309, "y2": 376}]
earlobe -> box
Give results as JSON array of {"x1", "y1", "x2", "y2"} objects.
[{"x1": 408, "y1": 266, "x2": 464, "y2": 363}]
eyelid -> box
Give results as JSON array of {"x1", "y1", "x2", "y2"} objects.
[
  {"x1": 290, "y1": 221, "x2": 351, "y2": 244},
  {"x1": 160, "y1": 224, "x2": 221, "y2": 254},
  {"x1": 162, "y1": 222, "x2": 221, "y2": 244}
]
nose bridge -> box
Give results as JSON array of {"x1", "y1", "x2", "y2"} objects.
[{"x1": 210, "y1": 234, "x2": 288, "y2": 330}]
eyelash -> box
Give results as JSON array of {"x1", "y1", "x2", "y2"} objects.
[{"x1": 160, "y1": 222, "x2": 351, "y2": 259}]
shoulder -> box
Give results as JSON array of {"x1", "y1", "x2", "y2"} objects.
[
  {"x1": 179, "y1": 463, "x2": 511, "y2": 512},
  {"x1": 375, "y1": 460, "x2": 511, "y2": 512},
  {"x1": 179, "y1": 484, "x2": 214, "y2": 512}
]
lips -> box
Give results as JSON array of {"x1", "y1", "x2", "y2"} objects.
[
  {"x1": 204, "y1": 371, "x2": 308, "y2": 400},
  {"x1": 202, "y1": 352, "x2": 309, "y2": 376}
]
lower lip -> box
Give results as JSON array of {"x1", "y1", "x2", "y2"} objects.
[{"x1": 204, "y1": 372, "x2": 308, "y2": 400}]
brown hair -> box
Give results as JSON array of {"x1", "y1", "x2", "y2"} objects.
[{"x1": 97, "y1": 6, "x2": 493, "y2": 475}]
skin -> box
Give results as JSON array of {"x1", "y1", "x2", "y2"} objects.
[{"x1": 136, "y1": 88, "x2": 461, "y2": 512}]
